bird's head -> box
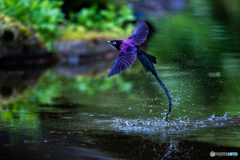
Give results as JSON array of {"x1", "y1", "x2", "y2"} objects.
[{"x1": 107, "y1": 40, "x2": 123, "y2": 50}]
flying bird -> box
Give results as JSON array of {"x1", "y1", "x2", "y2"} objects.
[{"x1": 107, "y1": 21, "x2": 172, "y2": 121}]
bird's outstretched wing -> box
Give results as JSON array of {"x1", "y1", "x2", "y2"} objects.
[
  {"x1": 128, "y1": 21, "x2": 149, "y2": 46},
  {"x1": 107, "y1": 47, "x2": 137, "y2": 77}
]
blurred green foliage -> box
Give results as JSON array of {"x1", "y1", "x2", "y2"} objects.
[
  {"x1": 0, "y1": 0, "x2": 65, "y2": 50},
  {"x1": 69, "y1": 3, "x2": 135, "y2": 32},
  {"x1": 0, "y1": 0, "x2": 136, "y2": 47},
  {"x1": 60, "y1": 3, "x2": 136, "y2": 41}
]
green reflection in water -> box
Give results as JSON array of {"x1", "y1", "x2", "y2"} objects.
[
  {"x1": 0, "y1": 69, "x2": 136, "y2": 147},
  {"x1": 0, "y1": 68, "x2": 135, "y2": 124}
]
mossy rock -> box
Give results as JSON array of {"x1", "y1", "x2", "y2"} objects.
[
  {"x1": 0, "y1": 14, "x2": 32, "y2": 40},
  {"x1": 0, "y1": 14, "x2": 47, "y2": 55}
]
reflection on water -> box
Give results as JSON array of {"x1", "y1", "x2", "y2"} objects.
[{"x1": 1, "y1": 1, "x2": 240, "y2": 159}]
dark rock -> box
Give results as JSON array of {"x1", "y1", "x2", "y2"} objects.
[
  {"x1": 54, "y1": 38, "x2": 117, "y2": 56},
  {"x1": 54, "y1": 38, "x2": 118, "y2": 76}
]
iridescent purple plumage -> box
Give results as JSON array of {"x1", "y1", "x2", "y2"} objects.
[{"x1": 107, "y1": 21, "x2": 149, "y2": 78}]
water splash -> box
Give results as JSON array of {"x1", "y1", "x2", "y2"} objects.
[{"x1": 95, "y1": 115, "x2": 240, "y2": 134}]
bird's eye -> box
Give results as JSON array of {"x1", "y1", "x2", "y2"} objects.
[{"x1": 112, "y1": 41, "x2": 116, "y2": 45}]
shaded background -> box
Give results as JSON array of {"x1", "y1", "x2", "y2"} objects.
[{"x1": 0, "y1": 0, "x2": 240, "y2": 159}]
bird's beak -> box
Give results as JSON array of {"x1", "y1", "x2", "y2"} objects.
[{"x1": 107, "y1": 41, "x2": 111, "y2": 44}]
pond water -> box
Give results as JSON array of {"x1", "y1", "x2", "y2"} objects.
[{"x1": 1, "y1": 1, "x2": 240, "y2": 160}]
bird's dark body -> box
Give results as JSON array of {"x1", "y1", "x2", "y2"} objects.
[{"x1": 107, "y1": 21, "x2": 172, "y2": 121}]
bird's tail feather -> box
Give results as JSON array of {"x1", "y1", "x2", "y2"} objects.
[
  {"x1": 141, "y1": 52, "x2": 156, "y2": 64},
  {"x1": 137, "y1": 48, "x2": 157, "y2": 64},
  {"x1": 154, "y1": 74, "x2": 173, "y2": 122},
  {"x1": 137, "y1": 47, "x2": 172, "y2": 121}
]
